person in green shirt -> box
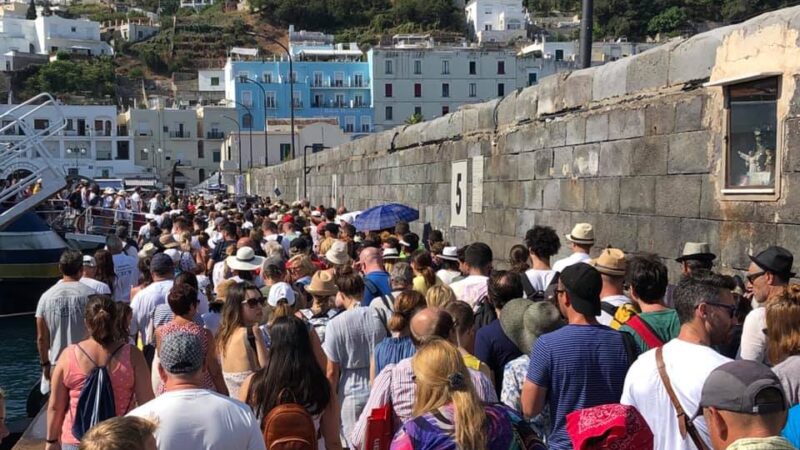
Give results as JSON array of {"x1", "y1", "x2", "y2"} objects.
[{"x1": 620, "y1": 253, "x2": 680, "y2": 353}]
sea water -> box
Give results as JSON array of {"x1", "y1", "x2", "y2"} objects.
[{"x1": 0, "y1": 315, "x2": 40, "y2": 420}]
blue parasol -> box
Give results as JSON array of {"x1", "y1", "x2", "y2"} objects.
[{"x1": 353, "y1": 203, "x2": 419, "y2": 232}]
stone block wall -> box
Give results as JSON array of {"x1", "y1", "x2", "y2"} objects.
[{"x1": 251, "y1": 6, "x2": 800, "y2": 276}]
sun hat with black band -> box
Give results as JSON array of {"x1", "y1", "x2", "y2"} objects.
[
  {"x1": 695, "y1": 360, "x2": 786, "y2": 418},
  {"x1": 559, "y1": 263, "x2": 602, "y2": 317},
  {"x1": 675, "y1": 242, "x2": 716, "y2": 263},
  {"x1": 565, "y1": 223, "x2": 595, "y2": 245},
  {"x1": 439, "y1": 246, "x2": 459, "y2": 262},
  {"x1": 749, "y1": 245, "x2": 796, "y2": 279},
  {"x1": 590, "y1": 248, "x2": 626, "y2": 277}
]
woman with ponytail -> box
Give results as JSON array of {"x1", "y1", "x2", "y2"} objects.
[
  {"x1": 410, "y1": 250, "x2": 441, "y2": 296},
  {"x1": 371, "y1": 290, "x2": 426, "y2": 382},
  {"x1": 46, "y1": 295, "x2": 153, "y2": 450},
  {"x1": 391, "y1": 339, "x2": 545, "y2": 450}
]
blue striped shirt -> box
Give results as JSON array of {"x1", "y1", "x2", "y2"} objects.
[{"x1": 526, "y1": 324, "x2": 631, "y2": 450}]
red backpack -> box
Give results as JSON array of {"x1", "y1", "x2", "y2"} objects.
[{"x1": 262, "y1": 390, "x2": 317, "y2": 450}]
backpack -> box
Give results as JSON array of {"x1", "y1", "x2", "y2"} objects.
[
  {"x1": 71, "y1": 343, "x2": 130, "y2": 440},
  {"x1": 519, "y1": 273, "x2": 545, "y2": 301},
  {"x1": 473, "y1": 295, "x2": 498, "y2": 331},
  {"x1": 601, "y1": 302, "x2": 640, "y2": 330},
  {"x1": 262, "y1": 390, "x2": 317, "y2": 450}
]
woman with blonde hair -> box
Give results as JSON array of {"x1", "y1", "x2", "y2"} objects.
[
  {"x1": 78, "y1": 416, "x2": 156, "y2": 450},
  {"x1": 767, "y1": 284, "x2": 800, "y2": 405},
  {"x1": 391, "y1": 339, "x2": 544, "y2": 450},
  {"x1": 426, "y1": 284, "x2": 456, "y2": 308}
]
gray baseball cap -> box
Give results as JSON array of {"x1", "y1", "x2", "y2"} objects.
[
  {"x1": 698, "y1": 360, "x2": 786, "y2": 415},
  {"x1": 159, "y1": 332, "x2": 203, "y2": 375}
]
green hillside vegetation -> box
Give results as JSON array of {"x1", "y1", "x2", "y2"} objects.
[{"x1": 17, "y1": 55, "x2": 115, "y2": 100}]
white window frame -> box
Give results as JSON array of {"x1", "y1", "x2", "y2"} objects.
[
  {"x1": 360, "y1": 116, "x2": 371, "y2": 132},
  {"x1": 241, "y1": 90, "x2": 253, "y2": 107}
]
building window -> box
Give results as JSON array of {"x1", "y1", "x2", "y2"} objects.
[
  {"x1": 354, "y1": 73, "x2": 364, "y2": 87},
  {"x1": 498, "y1": 83, "x2": 505, "y2": 97},
  {"x1": 237, "y1": 71, "x2": 249, "y2": 82},
  {"x1": 345, "y1": 116, "x2": 355, "y2": 133},
  {"x1": 414, "y1": 60, "x2": 422, "y2": 75},
  {"x1": 280, "y1": 143, "x2": 291, "y2": 161},
  {"x1": 213, "y1": 151, "x2": 220, "y2": 163},
  {"x1": 199, "y1": 168, "x2": 205, "y2": 181},
  {"x1": 414, "y1": 83, "x2": 422, "y2": 98},
  {"x1": 385, "y1": 106, "x2": 393, "y2": 121},
  {"x1": 414, "y1": 106, "x2": 422, "y2": 115},
  {"x1": 442, "y1": 83, "x2": 449, "y2": 98},
  {"x1": 266, "y1": 92, "x2": 276, "y2": 108},
  {"x1": 469, "y1": 83, "x2": 477, "y2": 97},
  {"x1": 442, "y1": 60, "x2": 450, "y2": 75},
  {"x1": 555, "y1": 49, "x2": 564, "y2": 61},
  {"x1": 197, "y1": 140, "x2": 204, "y2": 159},
  {"x1": 442, "y1": 106, "x2": 449, "y2": 115},
  {"x1": 497, "y1": 61, "x2": 505, "y2": 75},
  {"x1": 724, "y1": 76, "x2": 779, "y2": 192},
  {"x1": 313, "y1": 94, "x2": 324, "y2": 108},
  {"x1": 242, "y1": 91, "x2": 253, "y2": 107},
  {"x1": 263, "y1": 72, "x2": 273, "y2": 83},
  {"x1": 528, "y1": 72, "x2": 538, "y2": 86},
  {"x1": 361, "y1": 117, "x2": 371, "y2": 133},
  {"x1": 485, "y1": 24, "x2": 492, "y2": 31},
  {"x1": 385, "y1": 59, "x2": 393, "y2": 75},
  {"x1": 334, "y1": 72, "x2": 344, "y2": 87},
  {"x1": 293, "y1": 91, "x2": 302, "y2": 108},
  {"x1": 242, "y1": 113, "x2": 253, "y2": 128},
  {"x1": 210, "y1": 77, "x2": 220, "y2": 86},
  {"x1": 290, "y1": 71, "x2": 297, "y2": 83},
  {"x1": 385, "y1": 83, "x2": 393, "y2": 97},
  {"x1": 71, "y1": 26, "x2": 76, "y2": 32},
  {"x1": 354, "y1": 94, "x2": 364, "y2": 107},
  {"x1": 335, "y1": 93, "x2": 345, "y2": 107},
  {"x1": 116, "y1": 141, "x2": 130, "y2": 160},
  {"x1": 34, "y1": 119, "x2": 49, "y2": 130},
  {"x1": 313, "y1": 72, "x2": 323, "y2": 87},
  {"x1": 469, "y1": 61, "x2": 476, "y2": 75}
]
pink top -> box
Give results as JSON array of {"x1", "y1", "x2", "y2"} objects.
[
  {"x1": 61, "y1": 343, "x2": 135, "y2": 444},
  {"x1": 155, "y1": 320, "x2": 215, "y2": 395}
]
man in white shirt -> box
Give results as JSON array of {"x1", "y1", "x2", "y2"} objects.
[
  {"x1": 552, "y1": 223, "x2": 594, "y2": 273},
  {"x1": 130, "y1": 187, "x2": 143, "y2": 213},
  {"x1": 131, "y1": 254, "x2": 174, "y2": 345},
  {"x1": 262, "y1": 220, "x2": 290, "y2": 257},
  {"x1": 435, "y1": 246, "x2": 462, "y2": 286},
  {"x1": 107, "y1": 234, "x2": 139, "y2": 303},
  {"x1": 79, "y1": 255, "x2": 111, "y2": 294},
  {"x1": 621, "y1": 272, "x2": 737, "y2": 450},
  {"x1": 449, "y1": 242, "x2": 493, "y2": 309},
  {"x1": 128, "y1": 332, "x2": 265, "y2": 450},
  {"x1": 590, "y1": 248, "x2": 630, "y2": 326},
  {"x1": 739, "y1": 246, "x2": 793, "y2": 363},
  {"x1": 148, "y1": 193, "x2": 162, "y2": 215}
]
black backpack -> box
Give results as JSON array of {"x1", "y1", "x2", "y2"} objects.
[
  {"x1": 473, "y1": 295, "x2": 498, "y2": 331},
  {"x1": 71, "y1": 344, "x2": 132, "y2": 440}
]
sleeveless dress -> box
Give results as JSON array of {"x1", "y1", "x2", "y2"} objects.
[
  {"x1": 61, "y1": 344, "x2": 135, "y2": 446},
  {"x1": 155, "y1": 321, "x2": 216, "y2": 395}
]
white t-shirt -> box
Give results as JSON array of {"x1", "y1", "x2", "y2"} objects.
[
  {"x1": 130, "y1": 279, "x2": 173, "y2": 345},
  {"x1": 435, "y1": 269, "x2": 461, "y2": 286},
  {"x1": 127, "y1": 388, "x2": 266, "y2": 450},
  {"x1": 264, "y1": 233, "x2": 290, "y2": 256},
  {"x1": 598, "y1": 294, "x2": 631, "y2": 326},
  {"x1": 148, "y1": 197, "x2": 159, "y2": 214},
  {"x1": 131, "y1": 192, "x2": 142, "y2": 212},
  {"x1": 552, "y1": 252, "x2": 591, "y2": 273},
  {"x1": 449, "y1": 275, "x2": 489, "y2": 308},
  {"x1": 621, "y1": 339, "x2": 731, "y2": 450},
  {"x1": 523, "y1": 268, "x2": 557, "y2": 294},
  {"x1": 739, "y1": 306, "x2": 768, "y2": 363},
  {"x1": 112, "y1": 253, "x2": 139, "y2": 303},
  {"x1": 79, "y1": 277, "x2": 111, "y2": 295}
]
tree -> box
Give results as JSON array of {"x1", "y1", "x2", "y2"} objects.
[
  {"x1": 647, "y1": 6, "x2": 687, "y2": 36},
  {"x1": 26, "y1": 0, "x2": 36, "y2": 20},
  {"x1": 405, "y1": 113, "x2": 424, "y2": 124}
]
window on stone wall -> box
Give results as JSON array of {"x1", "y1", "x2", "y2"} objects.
[{"x1": 723, "y1": 76, "x2": 779, "y2": 195}]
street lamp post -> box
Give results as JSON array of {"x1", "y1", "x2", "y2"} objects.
[
  {"x1": 223, "y1": 115, "x2": 242, "y2": 175},
  {"x1": 66, "y1": 146, "x2": 87, "y2": 172},
  {"x1": 225, "y1": 99, "x2": 254, "y2": 171},
  {"x1": 240, "y1": 77, "x2": 269, "y2": 167},
  {"x1": 143, "y1": 147, "x2": 163, "y2": 181},
  {"x1": 246, "y1": 31, "x2": 295, "y2": 160}
]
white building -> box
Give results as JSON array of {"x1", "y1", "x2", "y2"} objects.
[
  {"x1": 180, "y1": 0, "x2": 213, "y2": 9},
  {"x1": 465, "y1": 0, "x2": 527, "y2": 44},
  {"x1": 0, "y1": 15, "x2": 112, "y2": 68},
  {"x1": 198, "y1": 69, "x2": 225, "y2": 92},
  {"x1": 370, "y1": 34, "x2": 553, "y2": 132},
  {"x1": 0, "y1": 104, "x2": 145, "y2": 179}
]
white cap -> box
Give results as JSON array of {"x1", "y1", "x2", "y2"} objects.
[
  {"x1": 164, "y1": 248, "x2": 182, "y2": 264},
  {"x1": 311, "y1": 210, "x2": 322, "y2": 217},
  {"x1": 268, "y1": 282, "x2": 296, "y2": 307},
  {"x1": 82, "y1": 255, "x2": 96, "y2": 267}
]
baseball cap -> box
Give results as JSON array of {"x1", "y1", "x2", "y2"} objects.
[
  {"x1": 159, "y1": 331, "x2": 204, "y2": 375},
  {"x1": 697, "y1": 360, "x2": 786, "y2": 416},
  {"x1": 559, "y1": 263, "x2": 602, "y2": 317},
  {"x1": 268, "y1": 282, "x2": 296, "y2": 307},
  {"x1": 82, "y1": 255, "x2": 96, "y2": 267},
  {"x1": 150, "y1": 253, "x2": 175, "y2": 274}
]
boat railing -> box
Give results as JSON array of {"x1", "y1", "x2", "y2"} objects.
[{"x1": 68, "y1": 205, "x2": 146, "y2": 239}]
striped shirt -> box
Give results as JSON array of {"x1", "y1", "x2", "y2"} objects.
[
  {"x1": 526, "y1": 324, "x2": 631, "y2": 450},
  {"x1": 350, "y1": 356, "x2": 497, "y2": 450}
]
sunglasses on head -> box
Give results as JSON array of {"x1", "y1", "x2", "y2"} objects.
[{"x1": 242, "y1": 296, "x2": 266, "y2": 307}]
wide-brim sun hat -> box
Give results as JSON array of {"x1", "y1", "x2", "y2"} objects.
[
  {"x1": 499, "y1": 299, "x2": 564, "y2": 354},
  {"x1": 227, "y1": 247, "x2": 265, "y2": 272},
  {"x1": 158, "y1": 234, "x2": 180, "y2": 249},
  {"x1": 676, "y1": 242, "x2": 716, "y2": 263},
  {"x1": 438, "y1": 246, "x2": 459, "y2": 262},
  {"x1": 304, "y1": 270, "x2": 339, "y2": 297},
  {"x1": 325, "y1": 240, "x2": 350, "y2": 265}
]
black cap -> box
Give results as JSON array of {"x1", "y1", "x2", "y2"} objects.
[
  {"x1": 749, "y1": 246, "x2": 795, "y2": 278},
  {"x1": 560, "y1": 263, "x2": 602, "y2": 316}
]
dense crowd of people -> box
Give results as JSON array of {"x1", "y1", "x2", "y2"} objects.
[{"x1": 5, "y1": 190, "x2": 800, "y2": 450}]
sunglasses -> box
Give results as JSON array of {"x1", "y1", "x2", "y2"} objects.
[
  {"x1": 746, "y1": 271, "x2": 766, "y2": 283},
  {"x1": 241, "y1": 297, "x2": 266, "y2": 308},
  {"x1": 703, "y1": 301, "x2": 737, "y2": 319}
]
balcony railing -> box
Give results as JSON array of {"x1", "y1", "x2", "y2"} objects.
[
  {"x1": 310, "y1": 79, "x2": 370, "y2": 88},
  {"x1": 169, "y1": 130, "x2": 191, "y2": 138},
  {"x1": 206, "y1": 131, "x2": 225, "y2": 139}
]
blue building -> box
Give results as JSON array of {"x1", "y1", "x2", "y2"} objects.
[{"x1": 224, "y1": 32, "x2": 373, "y2": 138}]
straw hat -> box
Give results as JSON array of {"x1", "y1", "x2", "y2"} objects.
[
  {"x1": 438, "y1": 246, "x2": 459, "y2": 262},
  {"x1": 382, "y1": 248, "x2": 400, "y2": 261},
  {"x1": 565, "y1": 223, "x2": 595, "y2": 245},
  {"x1": 499, "y1": 299, "x2": 564, "y2": 354},
  {"x1": 226, "y1": 247, "x2": 265, "y2": 272},
  {"x1": 158, "y1": 234, "x2": 180, "y2": 249},
  {"x1": 304, "y1": 270, "x2": 339, "y2": 297},
  {"x1": 676, "y1": 242, "x2": 716, "y2": 263},
  {"x1": 325, "y1": 240, "x2": 350, "y2": 265},
  {"x1": 590, "y1": 248, "x2": 627, "y2": 277}
]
